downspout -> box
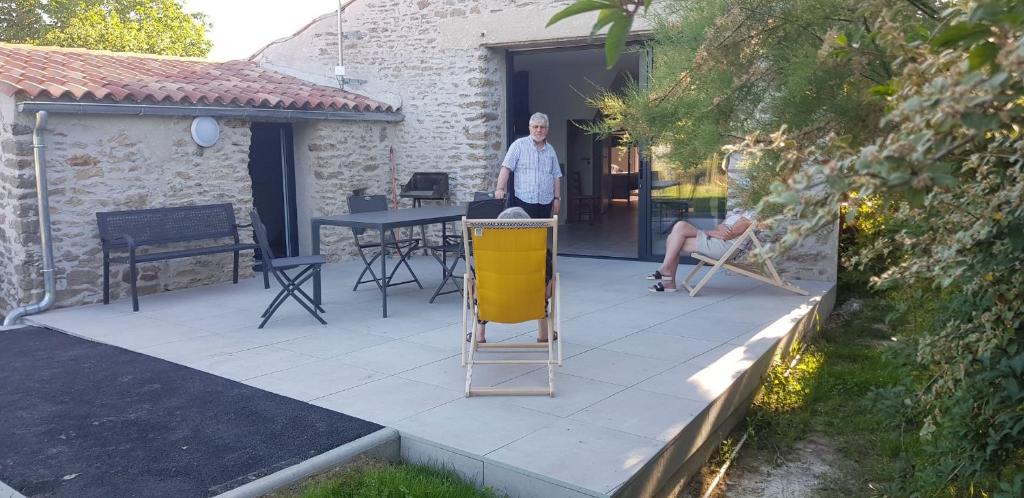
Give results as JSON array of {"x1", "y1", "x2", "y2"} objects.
[{"x1": 3, "y1": 111, "x2": 55, "y2": 326}]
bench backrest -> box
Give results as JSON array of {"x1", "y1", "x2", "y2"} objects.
[{"x1": 96, "y1": 203, "x2": 238, "y2": 249}]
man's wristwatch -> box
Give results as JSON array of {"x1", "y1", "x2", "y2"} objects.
[{"x1": 553, "y1": 197, "x2": 560, "y2": 200}]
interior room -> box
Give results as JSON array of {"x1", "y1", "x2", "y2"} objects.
[{"x1": 507, "y1": 46, "x2": 641, "y2": 258}]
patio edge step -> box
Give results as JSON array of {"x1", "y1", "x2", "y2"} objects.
[
  {"x1": 212, "y1": 427, "x2": 400, "y2": 498},
  {"x1": 610, "y1": 283, "x2": 838, "y2": 497}
]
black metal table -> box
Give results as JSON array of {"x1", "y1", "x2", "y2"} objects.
[{"x1": 311, "y1": 205, "x2": 467, "y2": 317}]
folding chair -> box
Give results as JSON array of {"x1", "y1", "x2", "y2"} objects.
[
  {"x1": 251, "y1": 211, "x2": 327, "y2": 328},
  {"x1": 427, "y1": 199, "x2": 506, "y2": 303},
  {"x1": 346, "y1": 195, "x2": 422, "y2": 292},
  {"x1": 681, "y1": 224, "x2": 808, "y2": 297},
  {"x1": 462, "y1": 216, "x2": 561, "y2": 397}
]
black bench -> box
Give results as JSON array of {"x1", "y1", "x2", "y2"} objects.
[{"x1": 97, "y1": 203, "x2": 259, "y2": 311}]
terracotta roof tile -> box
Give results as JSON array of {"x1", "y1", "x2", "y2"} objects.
[{"x1": 0, "y1": 43, "x2": 394, "y2": 113}]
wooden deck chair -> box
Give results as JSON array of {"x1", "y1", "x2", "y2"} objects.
[
  {"x1": 681, "y1": 224, "x2": 808, "y2": 297},
  {"x1": 461, "y1": 216, "x2": 561, "y2": 397}
]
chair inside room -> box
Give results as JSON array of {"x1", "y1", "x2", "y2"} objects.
[
  {"x1": 250, "y1": 211, "x2": 327, "y2": 329},
  {"x1": 461, "y1": 216, "x2": 561, "y2": 397},
  {"x1": 568, "y1": 171, "x2": 599, "y2": 224},
  {"x1": 346, "y1": 194, "x2": 422, "y2": 292}
]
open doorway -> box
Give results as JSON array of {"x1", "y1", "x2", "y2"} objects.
[
  {"x1": 248, "y1": 123, "x2": 298, "y2": 260},
  {"x1": 507, "y1": 46, "x2": 641, "y2": 258}
]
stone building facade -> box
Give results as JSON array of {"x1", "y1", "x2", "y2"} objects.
[
  {"x1": 253, "y1": 1, "x2": 630, "y2": 206},
  {"x1": 255, "y1": 1, "x2": 837, "y2": 281},
  {"x1": 0, "y1": 43, "x2": 398, "y2": 319},
  {"x1": 0, "y1": 100, "x2": 401, "y2": 316},
  {"x1": 0, "y1": 104, "x2": 257, "y2": 311},
  {"x1": 1, "y1": 2, "x2": 837, "y2": 318}
]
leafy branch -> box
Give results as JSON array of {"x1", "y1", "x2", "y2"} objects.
[{"x1": 547, "y1": 0, "x2": 651, "y2": 67}]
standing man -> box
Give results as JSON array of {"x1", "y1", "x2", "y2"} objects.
[{"x1": 494, "y1": 112, "x2": 562, "y2": 218}]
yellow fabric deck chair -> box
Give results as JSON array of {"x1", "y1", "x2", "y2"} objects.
[
  {"x1": 461, "y1": 216, "x2": 561, "y2": 397},
  {"x1": 681, "y1": 224, "x2": 808, "y2": 297}
]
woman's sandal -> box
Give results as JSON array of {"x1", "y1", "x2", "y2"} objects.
[
  {"x1": 645, "y1": 270, "x2": 674, "y2": 281},
  {"x1": 648, "y1": 282, "x2": 678, "y2": 293}
]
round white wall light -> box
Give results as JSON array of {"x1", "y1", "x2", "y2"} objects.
[{"x1": 190, "y1": 116, "x2": 220, "y2": 148}]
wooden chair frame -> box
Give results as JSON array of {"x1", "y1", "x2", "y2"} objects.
[
  {"x1": 460, "y1": 217, "x2": 562, "y2": 397},
  {"x1": 681, "y1": 224, "x2": 808, "y2": 297}
]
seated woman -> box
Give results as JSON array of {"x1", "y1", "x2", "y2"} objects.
[
  {"x1": 474, "y1": 206, "x2": 554, "y2": 343},
  {"x1": 648, "y1": 208, "x2": 754, "y2": 292}
]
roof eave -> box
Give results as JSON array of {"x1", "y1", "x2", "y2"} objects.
[{"x1": 16, "y1": 101, "x2": 404, "y2": 123}]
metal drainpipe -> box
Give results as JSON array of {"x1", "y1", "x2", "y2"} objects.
[{"x1": 3, "y1": 111, "x2": 55, "y2": 326}]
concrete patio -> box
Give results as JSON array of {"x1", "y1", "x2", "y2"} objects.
[{"x1": 26, "y1": 255, "x2": 834, "y2": 497}]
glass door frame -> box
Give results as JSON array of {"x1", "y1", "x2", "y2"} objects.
[
  {"x1": 637, "y1": 45, "x2": 656, "y2": 261},
  {"x1": 501, "y1": 43, "x2": 656, "y2": 260}
]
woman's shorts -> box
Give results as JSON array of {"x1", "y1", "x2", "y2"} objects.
[{"x1": 696, "y1": 232, "x2": 733, "y2": 259}]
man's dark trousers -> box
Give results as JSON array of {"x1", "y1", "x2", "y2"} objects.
[{"x1": 510, "y1": 197, "x2": 553, "y2": 219}]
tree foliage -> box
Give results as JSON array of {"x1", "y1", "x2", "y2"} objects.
[
  {"x1": 568, "y1": 0, "x2": 915, "y2": 181},
  {"x1": 752, "y1": 2, "x2": 1024, "y2": 492},
  {"x1": 555, "y1": 0, "x2": 1023, "y2": 493},
  {"x1": 0, "y1": 0, "x2": 211, "y2": 57},
  {"x1": 549, "y1": 0, "x2": 651, "y2": 68}
]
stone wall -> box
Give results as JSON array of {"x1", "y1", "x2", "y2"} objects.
[
  {"x1": 0, "y1": 109, "x2": 256, "y2": 314},
  {"x1": 294, "y1": 120, "x2": 401, "y2": 261},
  {"x1": 0, "y1": 94, "x2": 36, "y2": 318}
]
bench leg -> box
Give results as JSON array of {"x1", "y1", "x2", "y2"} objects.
[
  {"x1": 129, "y1": 260, "x2": 139, "y2": 312},
  {"x1": 102, "y1": 252, "x2": 110, "y2": 305},
  {"x1": 232, "y1": 250, "x2": 240, "y2": 284}
]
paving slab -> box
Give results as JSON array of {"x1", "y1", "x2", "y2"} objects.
[
  {"x1": 570, "y1": 388, "x2": 708, "y2": 442},
  {"x1": 393, "y1": 398, "x2": 561, "y2": 455},
  {"x1": 559, "y1": 348, "x2": 677, "y2": 386},
  {"x1": 244, "y1": 360, "x2": 386, "y2": 401},
  {"x1": 487, "y1": 419, "x2": 664, "y2": 495},
  {"x1": 313, "y1": 377, "x2": 463, "y2": 425}
]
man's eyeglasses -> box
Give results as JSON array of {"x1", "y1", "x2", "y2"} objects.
[{"x1": 529, "y1": 125, "x2": 549, "y2": 130}]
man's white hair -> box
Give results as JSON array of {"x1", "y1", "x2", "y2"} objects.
[{"x1": 528, "y1": 112, "x2": 549, "y2": 127}]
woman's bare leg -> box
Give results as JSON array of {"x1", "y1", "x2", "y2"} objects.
[
  {"x1": 538, "y1": 280, "x2": 554, "y2": 341},
  {"x1": 659, "y1": 221, "x2": 701, "y2": 279},
  {"x1": 469, "y1": 277, "x2": 486, "y2": 343}
]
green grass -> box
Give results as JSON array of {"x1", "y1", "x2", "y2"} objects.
[
  {"x1": 270, "y1": 458, "x2": 500, "y2": 498},
  {"x1": 728, "y1": 294, "x2": 927, "y2": 497}
]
